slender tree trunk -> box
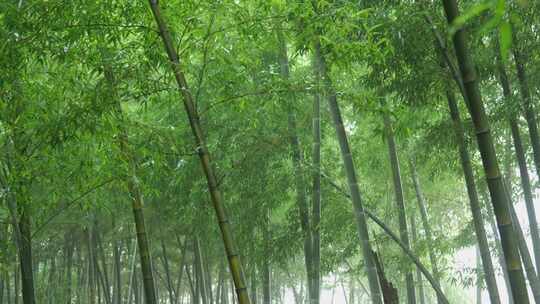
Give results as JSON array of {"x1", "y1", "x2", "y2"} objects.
[
  {"x1": 276, "y1": 27, "x2": 315, "y2": 304},
  {"x1": 195, "y1": 262, "x2": 201, "y2": 304},
  {"x1": 124, "y1": 147, "x2": 156, "y2": 304},
  {"x1": 16, "y1": 209, "x2": 34, "y2": 304},
  {"x1": 0, "y1": 272, "x2": 4, "y2": 304},
  {"x1": 313, "y1": 38, "x2": 383, "y2": 304},
  {"x1": 432, "y1": 17, "x2": 505, "y2": 296},
  {"x1": 410, "y1": 215, "x2": 426, "y2": 304},
  {"x1": 440, "y1": 1, "x2": 527, "y2": 301},
  {"x1": 371, "y1": 251, "x2": 398, "y2": 304},
  {"x1": 222, "y1": 265, "x2": 229, "y2": 304},
  {"x1": 409, "y1": 158, "x2": 446, "y2": 303},
  {"x1": 95, "y1": 228, "x2": 112, "y2": 304},
  {"x1": 219, "y1": 260, "x2": 228, "y2": 304},
  {"x1": 87, "y1": 227, "x2": 96, "y2": 304},
  {"x1": 127, "y1": 239, "x2": 137, "y2": 304},
  {"x1": 76, "y1": 244, "x2": 83, "y2": 303},
  {"x1": 383, "y1": 112, "x2": 415, "y2": 304},
  {"x1": 64, "y1": 231, "x2": 74, "y2": 304},
  {"x1": 186, "y1": 264, "x2": 197, "y2": 304},
  {"x1": 113, "y1": 236, "x2": 121, "y2": 304},
  {"x1": 483, "y1": 188, "x2": 513, "y2": 303},
  {"x1": 499, "y1": 150, "x2": 540, "y2": 299},
  {"x1": 103, "y1": 63, "x2": 158, "y2": 304},
  {"x1": 351, "y1": 279, "x2": 356, "y2": 304},
  {"x1": 216, "y1": 267, "x2": 222, "y2": 304},
  {"x1": 14, "y1": 246, "x2": 19, "y2": 304},
  {"x1": 495, "y1": 39, "x2": 540, "y2": 276},
  {"x1": 194, "y1": 238, "x2": 208, "y2": 304},
  {"x1": 98, "y1": 269, "x2": 102, "y2": 304},
  {"x1": 230, "y1": 277, "x2": 236, "y2": 304},
  {"x1": 161, "y1": 240, "x2": 176, "y2": 304},
  {"x1": 249, "y1": 267, "x2": 257, "y2": 304},
  {"x1": 3, "y1": 146, "x2": 35, "y2": 304},
  {"x1": 48, "y1": 254, "x2": 56, "y2": 304},
  {"x1": 262, "y1": 210, "x2": 271, "y2": 304},
  {"x1": 503, "y1": 96, "x2": 540, "y2": 282},
  {"x1": 174, "y1": 236, "x2": 187, "y2": 304},
  {"x1": 133, "y1": 267, "x2": 140, "y2": 304},
  {"x1": 203, "y1": 249, "x2": 213, "y2": 304},
  {"x1": 512, "y1": 30, "x2": 540, "y2": 180},
  {"x1": 148, "y1": 4, "x2": 250, "y2": 303},
  {"x1": 5, "y1": 271, "x2": 11, "y2": 303},
  {"x1": 508, "y1": 202, "x2": 540, "y2": 302},
  {"x1": 38, "y1": 258, "x2": 47, "y2": 303},
  {"x1": 311, "y1": 52, "x2": 322, "y2": 304},
  {"x1": 445, "y1": 89, "x2": 501, "y2": 303},
  {"x1": 476, "y1": 246, "x2": 482, "y2": 304},
  {"x1": 349, "y1": 276, "x2": 355, "y2": 304}
]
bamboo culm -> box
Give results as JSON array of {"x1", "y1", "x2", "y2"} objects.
[
  {"x1": 276, "y1": 27, "x2": 315, "y2": 304},
  {"x1": 148, "y1": 2, "x2": 251, "y2": 303},
  {"x1": 409, "y1": 159, "x2": 444, "y2": 304},
  {"x1": 310, "y1": 52, "x2": 322, "y2": 304},
  {"x1": 440, "y1": 0, "x2": 529, "y2": 302},
  {"x1": 496, "y1": 38, "x2": 540, "y2": 278},
  {"x1": 383, "y1": 112, "x2": 415, "y2": 304},
  {"x1": 313, "y1": 39, "x2": 383, "y2": 304},
  {"x1": 445, "y1": 88, "x2": 501, "y2": 304}
]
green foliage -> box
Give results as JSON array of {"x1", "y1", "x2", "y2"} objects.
[{"x1": 0, "y1": 0, "x2": 538, "y2": 302}]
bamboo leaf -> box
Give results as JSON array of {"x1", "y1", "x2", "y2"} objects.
[
  {"x1": 499, "y1": 21, "x2": 512, "y2": 63},
  {"x1": 448, "y1": 1, "x2": 492, "y2": 36}
]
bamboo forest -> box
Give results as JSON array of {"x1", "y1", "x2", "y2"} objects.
[{"x1": 3, "y1": 0, "x2": 540, "y2": 303}]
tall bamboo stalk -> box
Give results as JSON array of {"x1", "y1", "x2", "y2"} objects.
[
  {"x1": 409, "y1": 159, "x2": 443, "y2": 303},
  {"x1": 249, "y1": 267, "x2": 256, "y2": 304},
  {"x1": 276, "y1": 28, "x2": 315, "y2": 303},
  {"x1": 174, "y1": 236, "x2": 187, "y2": 304},
  {"x1": 86, "y1": 226, "x2": 96, "y2": 304},
  {"x1": 512, "y1": 29, "x2": 540, "y2": 180},
  {"x1": 194, "y1": 237, "x2": 208, "y2": 304},
  {"x1": 482, "y1": 188, "x2": 513, "y2": 303},
  {"x1": 262, "y1": 210, "x2": 271, "y2": 304},
  {"x1": 475, "y1": 246, "x2": 482, "y2": 304},
  {"x1": 426, "y1": 14, "x2": 500, "y2": 301},
  {"x1": 440, "y1": 0, "x2": 528, "y2": 302},
  {"x1": 0, "y1": 271, "x2": 4, "y2": 304},
  {"x1": 314, "y1": 39, "x2": 382, "y2": 304},
  {"x1": 508, "y1": 204, "x2": 540, "y2": 302},
  {"x1": 103, "y1": 63, "x2": 158, "y2": 304},
  {"x1": 445, "y1": 89, "x2": 500, "y2": 304},
  {"x1": 15, "y1": 260, "x2": 19, "y2": 304},
  {"x1": 310, "y1": 53, "x2": 322, "y2": 304},
  {"x1": 95, "y1": 228, "x2": 111, "y2": 304},
  {"x1": 148, "y1": 2, "x2": 250, "y2": 303},
  {"x1": 112, "y1": 230, "x2": 121, "y2": 304},
  {"x1": 64, "y1": 236, "x2": 74, "y2": 303},
  {"x1": 496, "y1": 40, "x2": 540, "y2": 275},
  {"x1": 161, "y1": 240, "x2": 176, "y2": 304},
  {"x1": 383, "y1": 112, "x2": 415, "y2": 304},
  {"x1": 410, "y1": 215, "x2": 426, "y2": 304}
]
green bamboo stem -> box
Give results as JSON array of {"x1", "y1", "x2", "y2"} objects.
[
  {"x1": 147, "y1": 2, "x2": 250, "y2": 303},
  {"x1": 313, "y1": 39, "x2": 383, "y2": 304},
  {"x1": 441, "y1": 0, "x2": 529, "y2": 302}
]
